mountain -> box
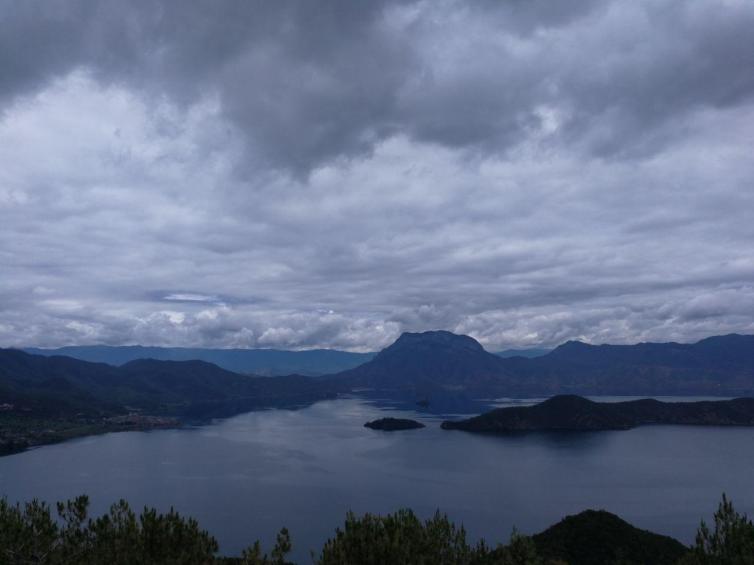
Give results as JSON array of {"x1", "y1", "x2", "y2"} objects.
[
  {"x1": 5, "y1": 331, "x2": 754, "y2": 454},
  {"x1": 495, "y1": 348, "x2": 551, "y2": 358},
  {"x1": 503, "y1": 333, "x2": 754, "y2": 395},
  {"x1": 0, "y1": 349, "x2": 341, "y2": 420},
  {"x1": 335, "y1": 331, "x2": 754, "y2": 397},
  {"x1": 540, "y1": 333, "x2": 754, "y2": 372},
  {"x1": 334, "y1": 330, "x2": 518, "y2": 394},
  {"x1": 530, "y1": 509, "x2": 688, "y2": 565},
  {"x1": 23, "y1": 345, "x2": 374, "y2": 376},
  {"x1": 441, "y1": 395, "x2": 754, "y2": 432},
  {"x1": 9, "y1": 331, "x2": 754, "y2": 416},
  {"x1": 0, "y1": 349, "x2": 123, "y2": 417}
]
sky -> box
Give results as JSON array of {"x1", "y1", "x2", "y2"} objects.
[{"x1": 1, "y1": 0, "x2": 753, "y2": 352}]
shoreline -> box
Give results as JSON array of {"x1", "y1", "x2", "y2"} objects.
[{"x1": 0, "y1": 414, "x2": 181, "y2": 458}]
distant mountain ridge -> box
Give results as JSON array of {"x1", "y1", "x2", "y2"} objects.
[
  {"x1": 4, "y1": 331, "x2": 754, "y2": 455},
  {"x1": 8, "y1": 331, "x2": 754, "y2": 415},
  {"x1": 506, "y1": 333, "x2": 754, "y2": 395},
  {"x1": 23, "y1": 345, "x2": 375, "y2": 376},
  {"x1": 0, "y1": 349, "x2": 342, "y2": 420},
  {"x1": 494, "y1": 348, "x2": 551, "y2": 358},
  {"x1": 337, "y1": 331, "x2": 754, "y2": 397},
  {"x1": 544, "y1": 333, "x2": 754, "y2": 370}
]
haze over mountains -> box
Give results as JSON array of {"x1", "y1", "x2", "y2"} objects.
[
  {"x1": 23, "y1": 344, "x2": 549, "y2": 376},
  {"x1": 495, "y1": 348, "x2": 551, "y2": 359},
  {"x1": 24, "y1": 346, "x2": 375, "y2": 376}
]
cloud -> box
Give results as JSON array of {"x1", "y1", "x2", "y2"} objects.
[
  {"x1": 3, "y1": 1, "x2": 753, "y2": 174},
  {"x1": 163, "y1": 294, "x2": 221, "y2": 303},
  {"x1": 0, "y1": 1, "x2": 753, "y2": 351}
]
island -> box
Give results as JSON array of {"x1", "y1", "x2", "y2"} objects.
[
  {"x1": 441, "y1": 394, "x2": 754, "y2": 433},
  {"x1": 364, "y1": 417, "x2": 426, "y2": 431}
]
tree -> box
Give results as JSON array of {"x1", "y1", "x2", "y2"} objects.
[
  {"x1": 239, "y1": 527, "x2": 292, "y2": 565},
  {"x1": 487, "y1": 530, "x2": 543, "y2": 565},
  {"x1": 0, "y1": 495, "x2": 219, "y2": 564},
  {"x1": 1, "y1": 497, "x2": 60, "y2": 563},
  {"x1": 315, "y1": 508, "x2": 542, "y2": 565},
  {"x1": 681, "y1": 494, "x2": 754, "y2": 565}
]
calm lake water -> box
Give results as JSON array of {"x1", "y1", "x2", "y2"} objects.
[{"x1": 2, "y1": 396, "x2": 754, "y2": 561}]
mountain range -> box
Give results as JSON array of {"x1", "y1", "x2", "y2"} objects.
[
  {"x1": 334, "y1": 330, "x2": 754, "y2": 397},
  {"x1": 22, "y1": 343, "x2": 549, "y2": 375},
  {"x1": 0, "y1": 349, "x2": 342, "y2": 420},
  {"x1": 4, "y1": 331, "x2": 754, "y2": 423},
  {"x1": 23, "y1": 345, "x2": 375, "y2": 376}
]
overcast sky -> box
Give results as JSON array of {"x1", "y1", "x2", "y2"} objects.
[{"x1": 1, "y1": 0, "x2": 753, "y2": 351}]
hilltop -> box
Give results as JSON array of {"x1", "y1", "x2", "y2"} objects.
[
  {"x1": 335, "y1": 330, "x2": 517, "y2": 393},
  {"x1": 531, "y1": 509, "x2": 688, "y2": 565}
]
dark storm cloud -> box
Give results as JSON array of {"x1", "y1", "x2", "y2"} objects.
[
  {"x1": 0, "y1": 0, "x2": 753, "y2": 350},
  {"x1": 3, "y1": 1, "x2": 753, "y2": 172},
  {"x1": 0, "y1": 0, "x2": 415, "y2": 172}
]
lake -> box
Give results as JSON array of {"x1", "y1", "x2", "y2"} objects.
[{"x1": 2, "y1": 396, "x2": 754, "y2": 562}]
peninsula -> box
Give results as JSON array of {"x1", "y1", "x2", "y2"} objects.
[{"x1": 441, "y1": 395, "x2": 754, "y2": 433}]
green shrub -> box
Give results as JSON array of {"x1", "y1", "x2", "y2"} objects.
[
  {"x1": 680, "y1": 494, "x2": 754, "y2": 565},
  {"x1": 315, "y1": 508, "x2": 540, "y2": 565},
  {"x1": 0, "y1": 495, "x2": 218, "y2": 564}
]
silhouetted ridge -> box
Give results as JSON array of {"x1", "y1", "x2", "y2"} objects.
[
  {"x1": 542, "y1": 334, "x2": 754, "y2": 370},
  {"x1": 549, "y1": 340, "x2": 592, "y2": 354},
  {"x1": 531, "y1": 509, "x2": 688, "y2": 565},
  {"x1": 0, "y1": 348, "x2": 342, "y2": 421},
  {"x1": 24, "y1": 345, "x2": 374, "y2": 376},
  {"x1": 7, "y1": 332, "x2": 754, "y2": 420},
  {"x1": 332, "y1": 332, "x2": 754, "y2": 396},
  {"x1": 500, "y1": 333, "x2": 754, "y2": 395},
  {"x1": 338, "y1": 330, "x2": 514, "y2": 393},
  {"x1": 380, "y1": 331, "x2": 486, "y2": 355},
  {"x1": 442, "y1": 395, "x2": 754, "y2": 432}
]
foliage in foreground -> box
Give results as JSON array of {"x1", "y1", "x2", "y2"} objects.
[
  {"x1": 0, "y1": 496, "x2": 217, "y2": 564},
  {"x1": 680, "y1": 494, "x2": 754, "y2": 565},
  {"x1": 530, "y1": 509, "x2": 687, "y2": 565},
  {"x1": 1, "y1": 494, "x2": 754, "y2": 564},
  {"x1": 315, "y1": 508, "x2": 539, "y2": 565},
  {"x1": 0, "y1": 496, "x2": 291, "y2": 565}
]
